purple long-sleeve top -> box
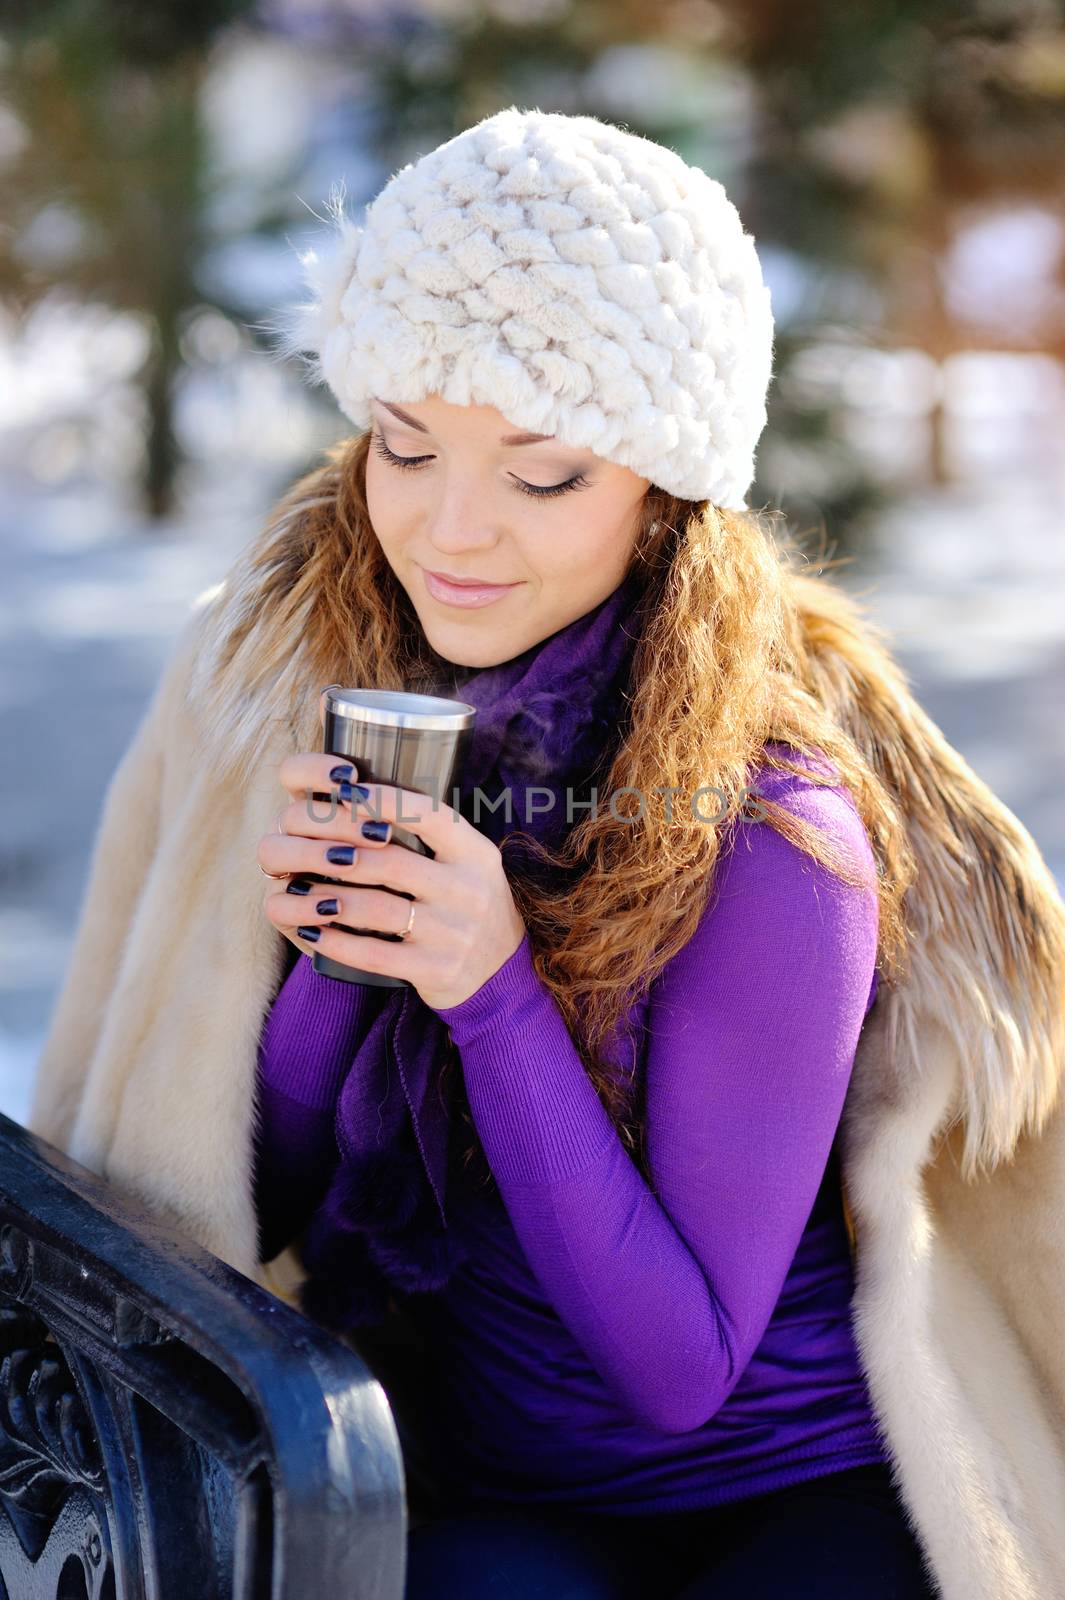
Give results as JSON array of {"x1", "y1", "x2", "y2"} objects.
[{"x1": 253, "y1": 755, "x2": 888, "y2": 1514}]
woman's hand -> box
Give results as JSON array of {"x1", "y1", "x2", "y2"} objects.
[{"x1": 257, "y1": 709, "x2": 528, "y2": 1010}]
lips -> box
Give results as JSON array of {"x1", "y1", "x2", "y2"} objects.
[
  {"x1": 427, "y1": 569, "x2": 517, "y2": 588},
  {"x1": 421, "y1": 567, "x2": 522, "y2": 609}
]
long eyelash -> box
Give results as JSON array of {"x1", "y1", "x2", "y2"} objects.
[
  {"x1": 514, "y1": 473, "x2": 591, "y2": 500},
  {"x1": 372, "y1": 433, "x2": 431, "y2": 471},
  {"x1": 371, "y1": 431, "x2": 590, "y2": 500}
]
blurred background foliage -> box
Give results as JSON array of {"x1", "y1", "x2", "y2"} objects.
[{"x1": 3, "y1": 0, "x2": 1064, "y2": 537}]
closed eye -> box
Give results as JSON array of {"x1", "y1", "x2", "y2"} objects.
[{"x1": 370, "y1": 433, "x2": 591, "y2": 500}]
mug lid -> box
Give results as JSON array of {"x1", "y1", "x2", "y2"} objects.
[{"x1": 323, "y1": 686, "x2": 477, "y2": 732}]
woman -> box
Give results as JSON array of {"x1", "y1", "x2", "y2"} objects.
[{"x1": 29, "y1": 109, "x2": 1065, "y2": 1599}]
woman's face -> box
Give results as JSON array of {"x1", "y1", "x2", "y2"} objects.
[{"x1": 364, "y1": 393, "x2": 651, "y2": 669}]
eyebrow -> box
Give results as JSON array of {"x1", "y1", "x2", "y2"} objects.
[{"x1": 374, "y1": 399, "x2": 555, "y2": 447}]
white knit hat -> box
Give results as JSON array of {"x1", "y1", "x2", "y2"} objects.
[{"x1": 273, "y1": 106, "x2": 775, "y2": 510}]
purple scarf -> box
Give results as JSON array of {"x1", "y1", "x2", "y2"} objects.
[{"x1": 296, "y1": 565, "x2": 651, "y2": 1334}]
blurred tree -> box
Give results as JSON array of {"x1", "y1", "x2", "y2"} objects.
[
  {"x1": 0, "y1": 0, "x2": 260, "y2": 518},
  {"x1": 726, "y1": 0, "x2": 1065, "y2": 493}
]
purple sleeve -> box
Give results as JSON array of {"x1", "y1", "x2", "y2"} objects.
[
  {"x1": 253, "y1": 952, "x2": 380, "y2": 1262},
  {"x1": 428, "y1": 772, "x2": 880, "y2": 1435}
]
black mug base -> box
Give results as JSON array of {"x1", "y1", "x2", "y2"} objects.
[{"x1": 312, "y1": 952, "x2": 411, "y2": 988}]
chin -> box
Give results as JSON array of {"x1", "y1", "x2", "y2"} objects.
[
  {"x1": 416, "y1": 614, "x2": 527, "y2": 670},
  {"x1": 430, "y1": 635, "x2": 514, "y2": 671}
]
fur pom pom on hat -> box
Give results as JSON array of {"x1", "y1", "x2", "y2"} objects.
[{"x1": 272, "y1": 105, "x2": 775, "y2": 510}]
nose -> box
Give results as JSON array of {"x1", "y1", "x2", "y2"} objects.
[{"x1": 424, "y1": 492, "x2": 504, "y2": 562}]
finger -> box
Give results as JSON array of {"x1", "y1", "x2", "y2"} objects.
[
  {"x1": 257, "y1": 833, "x2": 429, "y2": 899},
  {"x1": 279, "y1": 750, "x2": 363, "y2": 798},
  {"x1": 277, "y1": 755, "x2": 470, "y2": 855},
  {"x1": 264, "y1": 881, "x2": 420, "y2": 941},
  {"x1": 285, "y1": 921, "x2": 432, "y2": 985},
  {"x1": 287, "y1": 772, "x2": 473, "y2": 864},
  {"x1": 343, "y1": 780, "x2": 476, "y2": 864},
  {"x1": 277, "y1": 793, "x2": 395, "y2": 849}
]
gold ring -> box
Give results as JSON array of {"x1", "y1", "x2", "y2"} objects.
[
  {"x1": 399, "y1": 901, "x2": 417, "y2": 941},
  {"x1": 258, "y1": 809, "x2": 289, "y2": 880}
]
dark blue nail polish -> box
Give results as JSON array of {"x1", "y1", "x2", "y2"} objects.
[
  {"x1": 338, "y1": 780, "x2": 372, "y2": 803},
  {"x1": 286, "y1": 878, "x2": 313, "y2": 896},
  {"x1": 326, "y1": 844, "x2": 356, "y2": 865},
  {"x1": 316, "y1": 898, "x2": 339, "y2": 916},
  {"x1": 297, "y1": 925, "x2": 322, "y2": 943},
  {"x1": 329, "y1": 763, "x2": 354, "y2": 782},
  {"x1": 361, "y1": 820, "x2": 390, "y2": 843}
]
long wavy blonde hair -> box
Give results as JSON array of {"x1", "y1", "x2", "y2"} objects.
[{"x1": 199, "y1": 429, "x2": 916, "y2": 1191}]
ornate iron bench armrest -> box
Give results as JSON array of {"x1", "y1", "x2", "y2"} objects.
[{"x1": 0, "y1": 1111, "x2": 406, "y2": 1600}]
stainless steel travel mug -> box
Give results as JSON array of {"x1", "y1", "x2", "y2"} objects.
[{"x1": 311, "y1": 687, "x2": 477, "y2": 988}]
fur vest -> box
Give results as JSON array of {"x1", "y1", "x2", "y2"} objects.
[{"x1": 27, "y1": 553, "x2": 1065, "y2": 1599}]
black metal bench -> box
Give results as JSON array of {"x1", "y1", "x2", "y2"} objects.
[{"x1": 0, "y1": 1111, "x2": 407, "y2": 1599}]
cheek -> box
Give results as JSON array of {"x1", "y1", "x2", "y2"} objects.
[
  {"x1": 533, "y1": 501, "x2": 636, "y2": 581},
  {"x1": 365, "y1": 460, "x2": 412, "y2": 547}
]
